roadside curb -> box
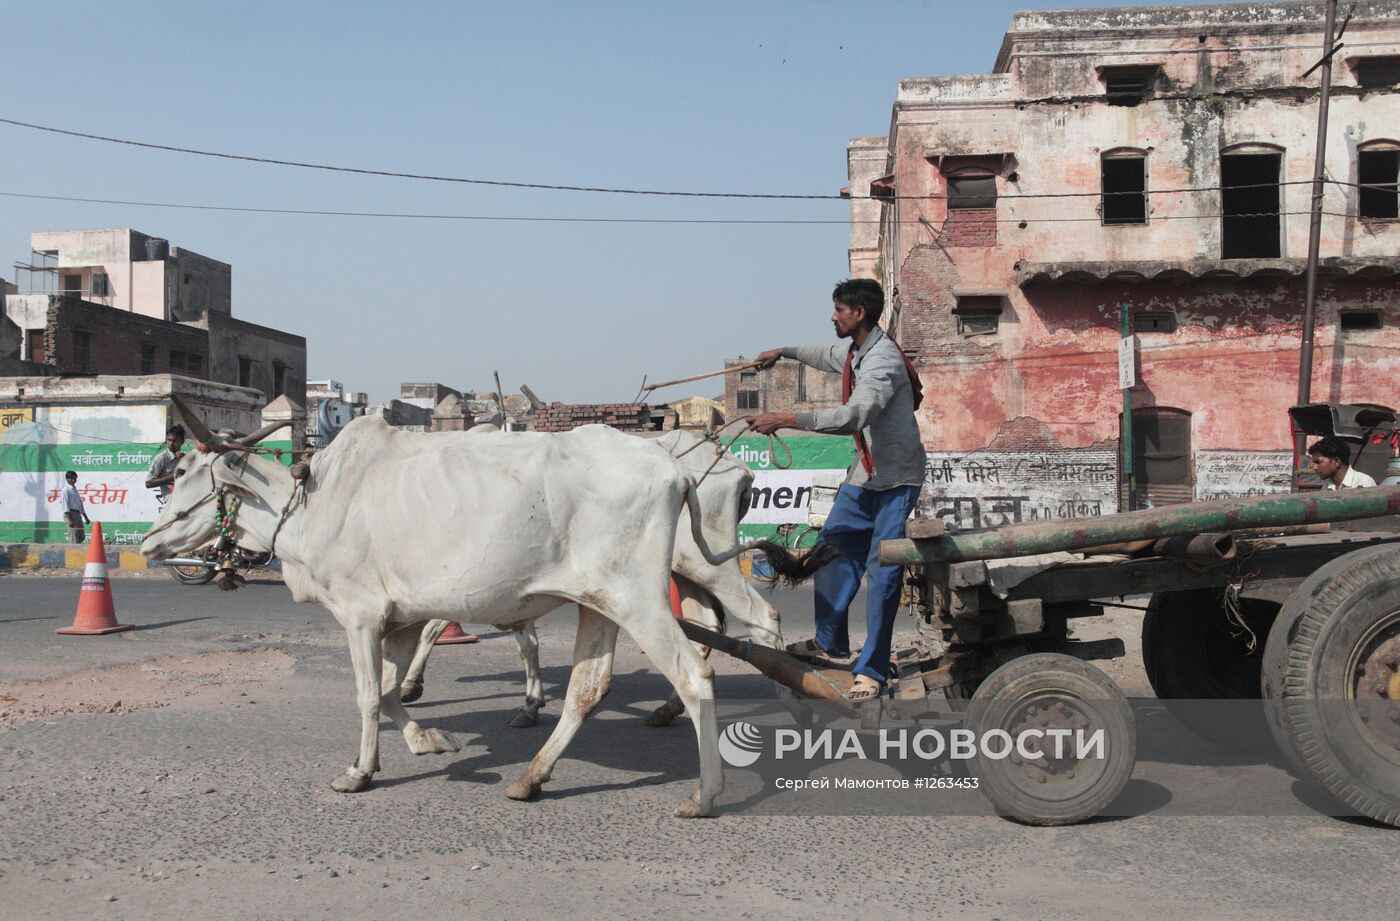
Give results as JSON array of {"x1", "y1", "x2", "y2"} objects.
[{"x1": 0, "y1": 543, "x2": 149, "y2": 572}]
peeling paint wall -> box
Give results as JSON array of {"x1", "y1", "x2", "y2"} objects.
[{"x1": 860, "y1": 3, "x2": 1400, "y2": 507}]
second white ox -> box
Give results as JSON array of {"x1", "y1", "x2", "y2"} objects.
[
  {"x1": 141, "y1": 409, "x2": 807, "y2": 817},
  {"x1": 400, "y1": 429, "x2": 778, "y2": 728}
]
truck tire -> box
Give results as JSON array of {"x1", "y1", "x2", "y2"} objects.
[
  {"x1": 1261, "y1": 544, "x2": 1400, "y2": 826},
  {"x1": 966, "y1": 653, "x2": 1136, "y2": 826},
  {"x1": 1142, "y1": 589, "x2": 1278, "y2": 751}
]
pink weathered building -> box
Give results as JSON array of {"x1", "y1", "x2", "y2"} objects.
[{"x1": 851, "y1": 2, "x2": 1400, "y2": 527}]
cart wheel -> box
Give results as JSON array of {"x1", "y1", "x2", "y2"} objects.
[
  {"x1": 965, "y1": 653, "x2": 1136, "y2": 826},
  {"x1": 1260, "y1": 544, "x2": 1400, "y2": 827},
  {"x1": 1142, "y1": 589, "x2": 1277, "y2": 751}
]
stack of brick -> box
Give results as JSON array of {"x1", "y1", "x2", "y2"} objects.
[{"x1": 530, "y1": 402, "x2": 652, "y2": 433}]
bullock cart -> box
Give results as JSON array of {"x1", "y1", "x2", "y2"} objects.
[{"x1": 698, "y1": 487, "x2": 1400, "y2": 826}]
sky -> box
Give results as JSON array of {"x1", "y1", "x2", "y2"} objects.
[{"x1": 2, "y1": 0, "x2": 1135, "y2": 404}]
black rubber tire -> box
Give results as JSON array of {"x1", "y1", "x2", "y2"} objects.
[
  {"x1": 1261, "y1": 543, "x2": 1399, "y2": 779},
  {"x1": 1259, "y1": 544, "x2": 1400, "y2": 826},
  {"x1": 1142, "y1": 589, "x2": 1279, "y2": 751},
  {"x1": 167, "y1": 550, "x2": 217, "y2": 586},
  {"x1": 966, "y1": 653, "x2": 1137, "y2": 826}
]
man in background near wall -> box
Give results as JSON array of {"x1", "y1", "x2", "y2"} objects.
[
  {"x1": 747, "y1": 278, "x2": 924, "y2": 702},
  {"x1": 146, "y1": 425, "x2": 187, "y2": 502},
  {"x1": 1308, "y1": 436, "x2": 1377, "y2": 489},
  {"x1": 61, "y1": 470, "x2": 90, "y2": 543}
]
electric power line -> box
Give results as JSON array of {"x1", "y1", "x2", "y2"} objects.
[
  {"x1": 0, "y1": 190, "x2": 1360, "y2": 225},
  {"x1": 0, "y1": 115, "x2": 1382, "y2": 203}
]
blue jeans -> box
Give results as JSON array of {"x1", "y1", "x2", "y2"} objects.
[{"x1": 812, "y1": 483, "x2": 920, "y2": 684}]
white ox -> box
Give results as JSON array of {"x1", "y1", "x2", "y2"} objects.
[
  {"x1": 141, "y1": 409, "x2": 809, "y2": 817},
  {"x1": 399, "y1": 429, "x2": 778, "y2": 728}
]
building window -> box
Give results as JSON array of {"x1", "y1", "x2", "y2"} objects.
[
  {"x1": 26, "y1": 329, "x2": 45, "y2": 363},
  {"x1": 1358, "y1": 146, "x2": 1400, "y2": 220},
  {"x1": 1135, "y1": 311, "x2": 1176, "y2": 333},
  {"x1": 796, "y1": 365, "x2": 807, "y2": 403},
  {"x1": 61, "y1": 274, "x2": 82, "y2": 296},
  {"x1": 1102, "y1": 151, "x2": 1148, "y2": 225},
  {"x1": 239, "y1": 356, "x2": 253, "y2": 388},
  {"x1": 947, "y1": 169, "x2": 997, "y2": 210},
  {"x1": 273, "y1": 362, "x2": 287, "y2": 397},
  {"x1": 1340, "y1": 309, "x2": 1382, "y2": 331},
  {"x1": 141, "y1": 342, "x2": 156, "y2": 373},
  {"x1": 737, "y1": 390, "x2": 759, "y2": 410},
  {"x1": 954, "y1": 295, "x2": 1002, "y2": 337},
  {"x1": 739, "y1": 369, "x2": 758, "y2": 382},
  {"x1": 72, "y1": 330, "x2": 91, "y2": 371},
  {"x1": 1355, "y1": 56, "x2": 1400, "y2": 88},
  {"x1": 170, "y1": 350, "x2": 203, "y2": 375},
  {"x1": 1221, "y1": 150, "x2": 1282, "y2": 259},
  {"x1": 1100, "y1": 66, "x2": 1158, "y2": 106},
  {"x1": 90, "y1": 271, "x2": 110, "y2": 297}
]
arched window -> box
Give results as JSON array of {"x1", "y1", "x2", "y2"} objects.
[{"x1": 1358, "y1": 139, "x2": 1400, "y2": 220}]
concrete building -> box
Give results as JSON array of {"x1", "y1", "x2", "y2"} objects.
[
  {"x1": 851, "y1": 2, "x2": 1400, "y2": 526},
  {"x1": 722, "y1": 357, "x2": 843, "y2": 422},
  {"x1": 0, "y1": 374, "x2": 283, "y2": 543},
  {"x1": 668, "y1": 395, "x2": 726, "y2": 430},
  {"x1": 399, "y1": 382, "x2": 460, "y2": 411},
  {"x1": 22, "y1": 229, "x2": 230, "y2": 321},
  {"x1": 5, "y1": 229, "x2": 307, "y2": 409},
  {"x1": 305, "y1": 380, "x2": 368, "y2": 446}
]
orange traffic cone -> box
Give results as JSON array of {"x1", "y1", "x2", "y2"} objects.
[
  {"x1": 434, "y1": 622, "x2": 479, "y2": 645},
  {"x1": 57, "y1": 522, "x2": 132, "y2": 635}
]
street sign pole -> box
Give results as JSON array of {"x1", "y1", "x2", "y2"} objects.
[{"x1": 1120, "y1": 306, "x2": 1137, "y2": 512}]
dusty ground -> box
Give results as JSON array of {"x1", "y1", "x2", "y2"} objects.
[{"x1": 1, "y1": 573, "x2": 1396, "y2": 921}]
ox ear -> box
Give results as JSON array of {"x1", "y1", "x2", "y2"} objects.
[
  {"x1": 171, "y1": 395, "x2": 216, "y2": 445},
  {"x1": 236, "y1": 421, "x2": 288, "y2": 446}
]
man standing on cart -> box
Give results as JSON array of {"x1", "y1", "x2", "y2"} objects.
[{"x1": 748, "y1": 278, "x2": 924, "y2": 701}]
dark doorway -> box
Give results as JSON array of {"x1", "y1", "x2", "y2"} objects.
[
  {"x1": 1221, "y1": 152, "x2": 1281, "y2": 258},
  {"x1": 1121, "y1": 407, "x2": 1193, "y2": 509}
]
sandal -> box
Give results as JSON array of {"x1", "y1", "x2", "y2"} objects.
[
  {"x1": 847, "y1": 675, "x2": 883, "y2": 702},
  {"x1": 785, "y1": 638, "x2": 853, "y2": 663}
]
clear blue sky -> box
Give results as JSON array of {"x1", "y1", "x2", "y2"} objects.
[{"x1": 2, "y1": 0, "x2": 1132, "y2": 404}]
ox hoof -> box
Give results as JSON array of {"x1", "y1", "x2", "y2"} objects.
[
  {"x1": 673, "y1": 793, "x2": 715, "y2": 819},
  {"x1": 330, "y1": 770, "x2": 373, "y2": 794},
  {"x1": 504, "y1": 778, "x2": 542, "y2": 802},
  {"x1": 409, "y1": 727, "x2": 460, "y2": 755},
  {"x1": 400, "y1": 680, "x2": 424, "y2": 704},
  {"x1": 507, "y1": 708, "x2": 540, "y2": 729},
  {"x1": 645, "y1": 701, "x2": 684, "y2": 728}
]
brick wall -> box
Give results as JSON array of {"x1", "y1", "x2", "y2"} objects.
[
  {"x1": 945, "y1": 209, "x2": 997, "y2": 247},
  {"x1": 45, "y1": 296, "x2": 209, "y2": 378},
  {"x1": 530, "y1": 402, "x2": 653, "y2": 433}
]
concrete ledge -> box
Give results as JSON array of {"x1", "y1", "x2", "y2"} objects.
[{"x1": 0, "y1": 543, "x2": 149, "y2": 571}]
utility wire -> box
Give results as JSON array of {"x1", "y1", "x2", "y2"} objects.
[
  {"x1": 0, "y1": 115, "x2": 1371, "y2": 202},
  {"x1": 0, "y1": 190, "x2": 1355, "y2": 225}
]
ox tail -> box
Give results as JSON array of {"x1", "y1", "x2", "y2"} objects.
[{"x1": 682, "y1": 479, "x2": 836, "y2": 589}]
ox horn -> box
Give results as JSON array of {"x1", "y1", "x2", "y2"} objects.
[
  {"x1": 170, "y1": 394, "x2": 216, "y2": 445},
  {"x1": 236, "y1": 420, "x2": 289, "y2": 446}
]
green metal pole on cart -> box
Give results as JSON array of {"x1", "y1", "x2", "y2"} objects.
[{"x1": 1120, "y1": 305, "x2": 1137, "y2": 512}]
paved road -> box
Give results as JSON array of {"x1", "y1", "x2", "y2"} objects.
[{"x1": 1, "y1": 574, "x2": 1397, "y2": 920}]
